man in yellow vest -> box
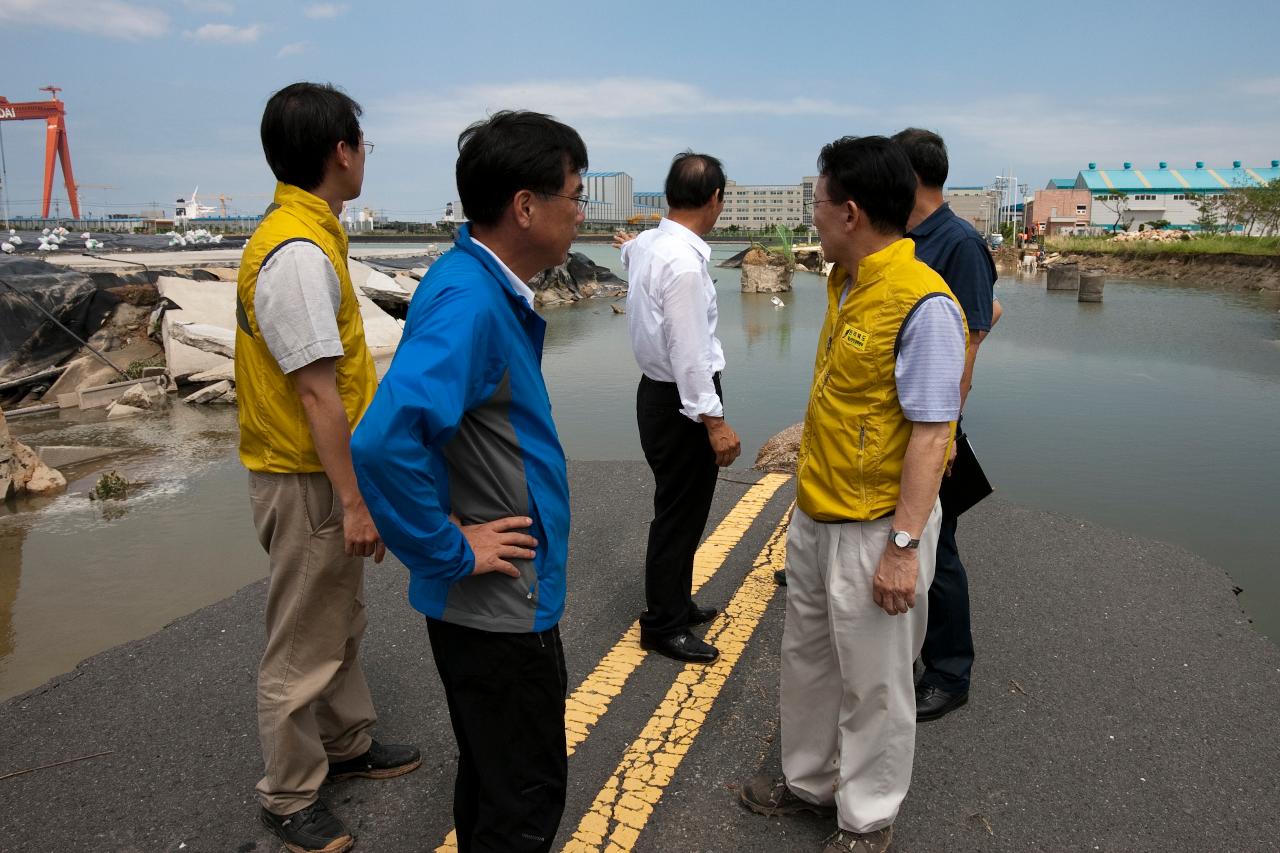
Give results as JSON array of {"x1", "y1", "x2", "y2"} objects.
[
  {"x1": 235, "y1": 82, "x2": 419, "y2": 853},
  {"x1": 740, "y1": 136, "x2": 966, "y2": 852}
]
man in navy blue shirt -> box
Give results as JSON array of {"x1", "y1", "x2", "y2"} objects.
[{"x1": 893, "y1": 128, "x2": 1001, "y2": 722}]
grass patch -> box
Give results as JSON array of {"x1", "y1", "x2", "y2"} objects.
[
  {"x1": 123, "y1": 355, "x2": 166, "y2": 380},
  {"x1": 1047, "y1": 235, "x2": 1280, "y2": 256}
]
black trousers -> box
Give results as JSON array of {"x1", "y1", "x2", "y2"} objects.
[
  {"x1": 636, "y1": 373, "x2": 721, "y2": 637},
  {"x1": 426, "y1": 617, "x2": 568, "y2": 853},
  {"x1": 920, "y1": 509, "x2": 975, "y2": 694}
]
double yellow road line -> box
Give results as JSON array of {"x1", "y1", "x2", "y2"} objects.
[{"x1": 437, "y1": 472, "x2": 792, "y2": 853}]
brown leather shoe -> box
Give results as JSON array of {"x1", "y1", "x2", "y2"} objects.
[
  {"x1": 822, "y1": 826, "x2": 893, "y2": 852},
  {"x1": 739, "y1": 774, "x2": 835, "y2": 818}
]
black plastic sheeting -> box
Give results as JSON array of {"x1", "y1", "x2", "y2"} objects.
[
  {"x1": 0, "y1": 257, "x2": 119, "y2": 381},
  {"x1": 1, "y1": 230, "x2": 247, "y2": 256}
]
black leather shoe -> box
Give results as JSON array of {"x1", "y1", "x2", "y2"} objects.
[
  {"x1": 640, "y1": 629, "x2": 719, "y2": 664},
  {"x1": 688, "y1": 602, "x2": 718, "y2": 626},
  {"x1": 915, "y1": 683, "x2": 969, "y2": 722},
  {"x1": 773, "y1": 569, "x2": 787, "y2": 586},
  {"x1": 260, "y1": 799, "x2": 353, "y2": 853},
  {"x1": 327, "y1": 739, "x2": 422, "y2": 782}
]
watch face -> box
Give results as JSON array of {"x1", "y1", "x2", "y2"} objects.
[{"x1": 893, "y1": 531, "x2": 910, "y2": 548}]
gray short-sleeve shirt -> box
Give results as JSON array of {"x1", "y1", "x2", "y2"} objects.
[{"x1": 254, "y1": 241, "x2": 345, "y2": 374}]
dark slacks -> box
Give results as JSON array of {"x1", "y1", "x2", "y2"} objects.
[
  {"x1": 636, "y1": 373, "x2": 721, "y2": 637},
  {"x1": 426, "y1": 617, "x2": 568, "y2": 853},
  {"x1": 920, "y1": 511, "x2": 975, "y2": 694}
]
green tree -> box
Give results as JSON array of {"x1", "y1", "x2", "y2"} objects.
[{"x1": 1094, "y1": 191, "x2": 1130, "y2": 232}]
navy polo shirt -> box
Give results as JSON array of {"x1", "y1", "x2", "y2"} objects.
[{"x1": 907, "y1": 203, "x2": 997, "y2": 332}]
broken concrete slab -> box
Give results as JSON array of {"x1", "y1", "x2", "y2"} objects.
[
  {"x1": 35, "y1": 445, "x2": 124, "y2": 469},
  {"x1": 156, "y1": 276, "x2": 237, "y2": 382},
  {"x1": 209, "y1": 387, "x2": 237, "y2": 404},
  {"x1": 201, "y1": 267, "x2": 239, "y2": 281},
  {"x1": 393, "y1": 273, "x2": 420, "y2": 295},
  {"x1": 74, "y1": 376, "x2": 167, "y2": 411},
  {"x1": 183, "y1": 380, "x2": 232, "y2": 405},
  {"x1": 188, "y1": 363, "x2": 235, "y2": 383},
  {"x1": 169, "y1": 323, "x2": 235, "y2": 359},
  {"x1": 106, "y1": 401, "x2": 146, "y2": 420},
  {"x1": 42, "y1": 338, "x2": 162, "y2": 403},
  {"x1": 354, "y1": 290, "x2": 403, "y2": 376}
]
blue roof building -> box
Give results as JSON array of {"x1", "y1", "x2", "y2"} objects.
[{"x1": 1073, "y1": 160, "x2": 1279, "y2": 231}]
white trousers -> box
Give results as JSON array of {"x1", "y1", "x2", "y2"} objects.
[{"x1": 780, "y1": 501, "x2": 941, "y2": 833}]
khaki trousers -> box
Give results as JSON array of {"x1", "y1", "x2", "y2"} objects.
[
  {"x1": 249, "y1": 471, "x2": 376, "y2": 815},
  {"x1": 780, "y1": 502, "x2": 941, "y2": 833}
]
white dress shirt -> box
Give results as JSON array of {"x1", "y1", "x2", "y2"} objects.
[
  {"x1": 621, "y1": 218, "x2": 726, "y2": 421},
  {"x1": 473, "y1": 236, "x2": 537, "y2": 310}
]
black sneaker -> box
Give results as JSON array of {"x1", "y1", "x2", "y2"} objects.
[
  {"x1": 774, "y1": 569, "x2": 787, "y2": 586},
  {"x1": 327, "y1": 739, "x2": 422, "y2": 782},
  {"x1": 259, "y1": 799, "x2": 353, "y2": 853}
]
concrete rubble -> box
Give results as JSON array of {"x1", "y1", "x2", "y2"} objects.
[
  {"x1": 1, "y1": 250, "x2": 415, "y2": 426},
  {"x1": 0, "y1": 408, "x2": 65, "y2": 497},
  {"x1": 739, "y1": 245, "x2": 794, "y2": 293}
]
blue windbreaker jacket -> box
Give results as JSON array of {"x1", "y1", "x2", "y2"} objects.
[{"x1": 351, "y1": 225, "x2": 570, "y2": 633}]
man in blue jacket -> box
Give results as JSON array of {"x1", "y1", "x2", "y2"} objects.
[{"x1": 351, "y1": 111, "x2": 586, "y2": 853}]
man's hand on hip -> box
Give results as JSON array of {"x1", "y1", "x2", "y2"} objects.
[
  {"x1": 452, "y1": 515, "x2": 538, "y2": 578},
  {"x1": 873, "y1": 543, "x2": 918, "y2": 616},
  {"x1": 703, "y1": 416, "x2": 741, "y2": 467},
  {"x1": 344, "y1": 498, "x2": 386, "y2": 563}
]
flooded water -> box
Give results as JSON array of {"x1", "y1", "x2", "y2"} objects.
[{"x1": 2, "y1": 242, "x2": 1278, "y2": 699}]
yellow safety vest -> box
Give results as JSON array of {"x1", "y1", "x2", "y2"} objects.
[
  {"x1": 796, "y1": 238, "x2": 966, "y2": 522},
  {"x1": 234, "y1": 182, "x2": 377, "y2": 473}
]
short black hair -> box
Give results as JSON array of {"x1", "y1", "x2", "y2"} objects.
[
  {"x1": 817, "y1": 136, "x2": 917, "y2": 235},
  {"x1": 664, "y1": 151, "x2": 726, "y2": 209},
  {"x1": 890, "y1": 127, "x2": 948, "y2": 189},
  {"x1": 456, "y1": 110, "x2": 588, "y2": 226},
  {"x1": 260, "y1": 82, "x2": 362, "y2": 191}
]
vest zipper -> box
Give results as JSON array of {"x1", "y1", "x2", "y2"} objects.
[{"x1": 858, "y1": 424, "x2": 867, "y2": 507}]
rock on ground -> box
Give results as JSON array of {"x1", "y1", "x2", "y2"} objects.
[
  {"x1": 754, "y1": 422, "x2": 803, "y2": 472},
  {"x1": 0, "y1": 409, "x2": 66, "y2": 496}
]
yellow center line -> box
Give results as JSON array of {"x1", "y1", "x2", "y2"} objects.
[
  {"x1": 434, "y1": 473, "x2": 791, "y2": 852},
  {"x1": 562, "y1": 507, "x2": 791, "y2": 853}
]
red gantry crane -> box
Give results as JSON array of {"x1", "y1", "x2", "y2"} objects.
[{"x1": 0, "y1": 86, "x2": 80, "y2": 219}]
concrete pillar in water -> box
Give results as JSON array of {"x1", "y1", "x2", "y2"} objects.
[
  {"x1": 1078, "y1": 269, "x2": 1105, "y2": 303},
  {"x1": 1046, "y1": 263, "x2": 1079, "y2": 291}
]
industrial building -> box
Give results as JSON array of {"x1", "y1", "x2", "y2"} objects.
[
  {"x1": 1026, "y1": 179, "x2": 1093, "y2": 236},
  {"x1": 715, "y1": 179, "x2": 807, "y2": 229},
  {"x1": 583, "y1": 171, "x2": 635, "y2": 224},
  {"x1": 1074, "y1": 160, "x2": 1280, "y2": 232}
]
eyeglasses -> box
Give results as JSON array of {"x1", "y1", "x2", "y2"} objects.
[
  {"x1": 541, "y1": 192, "x2": 590, "y2": 211},
  {"x1": 360, "y1": 141, "x2": 375, "y2": 154},
  {"x1": 802, "y1": 197, "x2": 836, "y2": 211}
]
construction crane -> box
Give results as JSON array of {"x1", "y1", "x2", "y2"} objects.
[
  {"x1": 0, "y1": 86, "x2": 79, "y2": 218},
  {"x1": 75, "y1": 183, "x2": 114, "y2": 217}
]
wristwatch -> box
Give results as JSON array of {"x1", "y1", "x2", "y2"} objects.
[{"x1": 889, "y1": 529, "x2": 920, "y2": 550}]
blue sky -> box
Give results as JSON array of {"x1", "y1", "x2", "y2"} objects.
[{"x1": 2, "y1": 0, "x2": 1278, "y2": 221}]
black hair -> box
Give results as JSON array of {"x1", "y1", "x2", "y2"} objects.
[
  {"x1": 260, "y1": 82, "x2": 362, "y2": 191},
  {"x1": 890, "y1": 127, "x2": 948, "y2": 189},
  {"x1": 456, "y1": 110, "x2": 588, "y2": 226},
  {"x1": 817, "y1": 136, "x2": 917, "y2": 235},
  {"x1": 664, "y1": 151, "x2": 726, "y2": 209}
]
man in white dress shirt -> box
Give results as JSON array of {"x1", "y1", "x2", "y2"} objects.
[{"x1": 619, "y1": 152, "x2": 741, "y2": 664}]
